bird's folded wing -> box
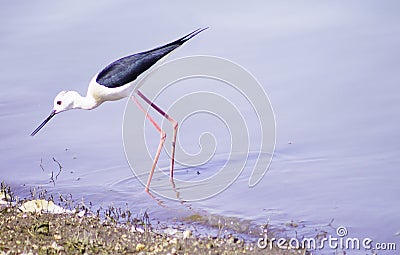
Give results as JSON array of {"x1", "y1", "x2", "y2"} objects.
[{"x1": 96, "y1": 28, "x2": 207, "y2": 88}]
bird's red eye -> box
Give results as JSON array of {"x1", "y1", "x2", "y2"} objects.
[{"x1": 57, "y1": 101, "x2": 62, "y2": 105}]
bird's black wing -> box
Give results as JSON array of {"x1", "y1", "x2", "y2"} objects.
[{"x1": 96, "y1": 27, "x2": 208, "y2": 88}]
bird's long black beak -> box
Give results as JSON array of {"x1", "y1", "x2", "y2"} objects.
[{"x1": 31, "y1": 110, "x2": 56, "y2": 136}]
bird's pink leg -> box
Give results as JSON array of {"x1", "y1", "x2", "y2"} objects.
[
  {"x1": 132, "y1": 95, "x2": 166, "y2": 192},
  {"x1": 132, "y1": 90, "x2": 178, "y2": 191},
  {"x1": 136, "y1": 91, "x2": 178, "y2": 179}
]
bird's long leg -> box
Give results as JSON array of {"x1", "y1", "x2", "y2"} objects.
[
  {"x1": 132, "y1": 94, "x2": 166, "y2": 192},
  {"x1": 136, "y1": 90, "x2": 178, "y2": 179}
]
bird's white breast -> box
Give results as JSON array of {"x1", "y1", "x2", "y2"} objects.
[{"x1": 87, "y1": 74, "x2": 136, "y2": 103}]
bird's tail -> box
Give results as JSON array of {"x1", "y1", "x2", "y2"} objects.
[
  {"x1": 151, "y1": 27, "x2": 209, "y2": 52},
  {"x1": 179, "y1": 27, "x2": 209, "y2": 44}
]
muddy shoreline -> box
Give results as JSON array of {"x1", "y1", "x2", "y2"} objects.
[{"x1": 0, "y1": 183, "x2": 304, "y2": 254}]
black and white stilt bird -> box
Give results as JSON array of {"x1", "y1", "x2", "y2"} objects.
[{"x1": 31, "y1": 27, "x2": 208, "y2": 191}]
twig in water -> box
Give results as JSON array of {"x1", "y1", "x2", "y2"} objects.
[
  {"x1": 327, "y1": 218, "x2": 335, "y2": 228},
  {"x1": 52, "y1": 157, "x2": 62, "y2": 180},
  {"x1": 50, "y1": 171, "x2": 55, "y2": 186},
  {"x1": 40, "y1": 158, "x2": 45, "y2": 172}
]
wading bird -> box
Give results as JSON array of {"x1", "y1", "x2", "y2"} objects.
[{"x1": 31, "y1": 28, "x2": 208, "y2": 191}]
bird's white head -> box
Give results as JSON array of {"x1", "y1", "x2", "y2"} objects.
[
  {"x1": 53, "y1": 90, "x2": 81, "y2": 114},
  {"x1": 31, "y1": 90, "x2": 82, "y2": 136}
]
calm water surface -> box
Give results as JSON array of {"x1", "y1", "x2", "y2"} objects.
[{"x1": 1, "y1": 2, "x2": 399, "y2": 254}]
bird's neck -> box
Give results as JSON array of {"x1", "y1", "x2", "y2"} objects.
[{"x1": 73, "y1": 93, "x2": 99, "y2": 110}]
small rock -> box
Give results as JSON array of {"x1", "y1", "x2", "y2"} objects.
[
  {"x1": 77, "y1": 210, "x2": 85, "y2": 217},
  {"x1": 136, "y1": 243, "x2": 145, "y2": 251},
  {"x1": 285, "y1": 220, "x2": 298, "y2": 227},
  {"x1": 164, "y1": 228, "x2": 178, "y2": 235},
  {"x1": 19, "y1": 200, "x2": 71, "y2": 214},
  {"x1": 171, "y1": 247, "x2": 177, "y2": 254},
  {"x1": 135, "y1": 227, "x2": 145, "y2": 233},
  {"x1": 169, "y1": 238, "x2": 178, "y2": 244},
  {"x1": 51, "y1": 241, "x2": 63, "y2": 251},
  {"x1": 183, "y1": 229, "x2": 192, "y2": 239}
]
